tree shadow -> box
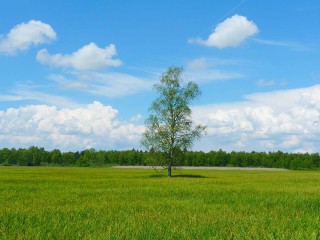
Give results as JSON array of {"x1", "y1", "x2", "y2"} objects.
[
  {"x1": 149, "y1": 174, "x2": 167, "y2": 178},
  {"x1": 172, "y1": 174, "x2": 207, "y2": 178},
  {"x1": 148, "y1": 174, "x2": 207, "y2": 178}
]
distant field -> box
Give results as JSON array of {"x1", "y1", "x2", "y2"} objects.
[
  {"x1": 112, "y1": 166, "x2": 289, "y2": 171},
  {"x1": 0, "y1": 167, "x2": 319, "y2": 239}
]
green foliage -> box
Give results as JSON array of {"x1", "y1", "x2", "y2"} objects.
[
  {"x1": 141, "y1": 67, "x2": 206, "y2": 175},
  {"x1": 0, "y1": 167, "x2": 320, "y2": 239},
  {"x1": 51, "y1": 149, "x2": 62, "y2": 165},
  {"x1": 1, "y1": 147, "x2": 320, "y2": 170}
]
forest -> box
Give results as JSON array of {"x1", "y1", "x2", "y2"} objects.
[{"x1": 0, "y1": 146, "x2": 319, "y2": 170}]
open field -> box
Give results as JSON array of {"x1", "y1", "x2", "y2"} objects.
[
  {"x1": 0, "y1": 167, "x2": 320, "y2": 239},
  {"x1": 112, "y1": 166, "x2": 289, "y2": 171}
]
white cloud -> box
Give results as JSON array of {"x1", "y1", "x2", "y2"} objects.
[
  {"x1": 185, "y1": 57, "x2": 244, "y2": 83},
  {"x1": 0, "y1": 20, "x2": 56, "y2": 55},
  {"x1": 0, "y1": 85, "x2": 80, "y2": 108},
  {"x1": 0, "y1": 95, "x2": 25, "y2": 101},
  {"x1": 0, "y1": 70, "x2": 155, "y2": 106},
  {"x1": 37, "y1": 42, "x2": 121, "y2": 70},
  {"x1": 2, "y1": 85, "x2": 320, "y2": 153},
  {"x1": 0, "y1": 101, "x2": 144, "y2": 151},
  {"x1": 129, "y1": 114, "x2": 143, "y2": 122},
  {"x1": 251, "y1": 38, "x2": 306, "y2": 51},
  {"x1": 184, "y1": 69, "x2": 243, "y2": 84},
  {"x1": 256, "y1": 79, "x2": 275, "y2": 87},
  {"x1": 281, "y1": 136, "x2": 300, "y2": 148},
  {"x1": 190, "y1": 14, "x2": 258, "y2": 48},
  {"x1": 50, "y1": 71, "x2": 154, "y2": 97},
  {"x1": 187, "y1": 58, "x2": 210, "y2": 70},
  {"x1": 192, "y1": 85, "x2": 320, "y2": 153}
]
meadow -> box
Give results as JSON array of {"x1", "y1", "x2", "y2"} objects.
[{"x1": 0, "y1": 167, "x2": 319, "y2": 239}]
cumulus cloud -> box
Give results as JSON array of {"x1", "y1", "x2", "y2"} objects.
[
  {"x1": 0, "y1": 20, "x2": 56, "y2": 55},
  {"x1": 189, "y1": 14, "x2": 258, "y2": 48},
  {"x1": 0, "y1": 101, "x2": 144, "y2": 151},
  {"x1": 37, "y1": 42, "x2": 122, "y2": 70},
  {"x1": 2, "y1": 85, "x2": 320, "y2": 153},
  {"x1": 192, "y1": 85, "x2": 320, "y2": 153}
]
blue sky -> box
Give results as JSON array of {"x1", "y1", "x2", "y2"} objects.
[{"x1": 1, "y1": 0, "x2": 320, "y2": 152}]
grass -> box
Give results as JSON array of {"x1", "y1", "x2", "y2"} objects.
[{"x1": 0, "y1": 167, "x2": 320, "y2": 239}]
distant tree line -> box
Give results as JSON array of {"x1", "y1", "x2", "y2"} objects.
[{"x1": 0, "y1": 147, "x2": 319, "y2": 170}]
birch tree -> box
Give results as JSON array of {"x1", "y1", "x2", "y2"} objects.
[{"x1": 141, "y1": 67, "x2": 206, "y2": 177}]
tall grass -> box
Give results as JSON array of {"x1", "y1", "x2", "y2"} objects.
[{"x1": 0, "y1": 167, "x2": 319, "y2": 239}]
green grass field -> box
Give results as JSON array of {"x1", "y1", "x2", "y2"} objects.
[{"x1": 0, "y1": 167, "x2": 320, "y2": 239}]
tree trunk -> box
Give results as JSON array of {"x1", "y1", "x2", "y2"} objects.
[{"x1": 168, "y1": 162, "x2": 172, "y2": 177}]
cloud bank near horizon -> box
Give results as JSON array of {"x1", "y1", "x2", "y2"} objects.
[
  {"x1": 1, "y1": 85, "x2": 320, "y2": 153},
  {"x1": 0, "y1": 101, "x2": 144, "y2": 151},
  {"x1": 193, "y1": 85, "x2": 320, "y2": 153}
]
